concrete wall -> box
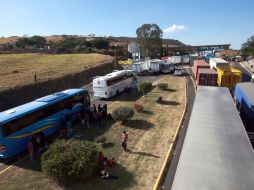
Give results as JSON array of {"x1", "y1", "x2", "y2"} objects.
[{"x1": 0, "y1": 61, "x2": 116, "y2": 111}]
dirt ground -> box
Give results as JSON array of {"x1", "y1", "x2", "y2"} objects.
[
  {"x1": 0, "y1": 76, "x2": 186, "y2": 190},
  {"x1": 0, "y1": 53, "x2": 113, "y2": 92}
]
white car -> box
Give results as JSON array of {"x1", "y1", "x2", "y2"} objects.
[{"x1": 174, "y1": 67, "x2": 184, "y2": 76}]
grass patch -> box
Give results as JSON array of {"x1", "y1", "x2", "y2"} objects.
[
  {"x1": 0, "y1": 76, "x2": 185, "y2": 190},
  {"x1": 0, "y1": 53, "x2": 113, "y2": 92}
]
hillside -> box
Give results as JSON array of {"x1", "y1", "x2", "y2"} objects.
[{"x1": 0, "y1": 53, "x2": 113, "y2": 92}]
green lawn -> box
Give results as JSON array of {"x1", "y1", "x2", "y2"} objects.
[{"x1": 0, "y1": 76, "x2": 186, "y2": 190}]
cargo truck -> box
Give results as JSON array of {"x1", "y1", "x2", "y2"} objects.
[{"x1": 209, "y1": 58, "x2": 229, "y2": 69}]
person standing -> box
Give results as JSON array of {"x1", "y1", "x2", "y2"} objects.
[
  {"x1": 97, "y1": 111, "x2": 103, "y2": 128},
  {"x1": 80, "y1": 112, "x2": 86, "y2": 130},
  {"x1": 98, "y1": 104, "x2": 102, "y2": 113},
  {"x1": 28, "y1": 140, "x2": 34, "y2": 161},
  {"x1": 121, "y1": 131, "x2": 128, "y2": 152},
  {"x1": 66, "y1": 118, "x2": 72, "y2": 139},
  {"x1": 102, "y1": 104, "x2": 107, "y2": 118}
]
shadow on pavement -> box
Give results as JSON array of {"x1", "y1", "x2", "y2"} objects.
[
  {"x1": 157, "y1": 100, "x2": 180, "y2": 106},
  {"x1": 127, "y1": 149, "x2": 160, "y2": 158},
  {"x1": 63, "y1": 163, "x2": 136, "y2": 190},
  {"x1": 124, "y1": 119, "x2": 154, "y2": 130},
  {"x1": 101, "y1": 142, "x2": 115, "y2": 149},
  {"x1": 142, "y1": 110, "x2": 153, "y2": 115},
  {"x1": 163, "y1": 88, "x2": 177, "y2": 92}
]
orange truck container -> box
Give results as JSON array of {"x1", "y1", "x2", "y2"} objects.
[
  {"x1": 193, "y1": 60, "x2": 209, "y2": 79},
  {"x1": 216, "y1": 66, "x2": 242, "y2": 88}
]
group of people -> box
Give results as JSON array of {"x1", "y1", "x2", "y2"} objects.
[
  {"x1": 28, "y1": 133, "x2": 49, "y2": 160},
  {"x1": 97, "y1": 130, "x2": 129, "y2": 179},
  {"x1": 98, "y1": 152, "x2": 117, "y2": 179},
  {"x1": 58, "y1": 103, "x2": 109, "y2": 139},
  {"x1": 89, "y1": 104, "x2": 108, "y2": 127}
]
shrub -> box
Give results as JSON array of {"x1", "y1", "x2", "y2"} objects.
[
  {"x1": 138, "y1": 81, "x2": 153, "y2": 95},
  {"x1": 157, "y1": 83, "x2": 168, "y2": 90},
  {"x1": 41, "y1": 139, "x2": 99, "y2": 183},
  {"x1": 112, "y1": 106, "x2": 134, "y2": 124},
  {"x1": 133, "y1": 102, "x2": 144, "y2": 112}
]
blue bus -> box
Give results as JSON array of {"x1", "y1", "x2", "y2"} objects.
[{"x1": 0, "y1": 88, "x2": 90, "y2": 159}]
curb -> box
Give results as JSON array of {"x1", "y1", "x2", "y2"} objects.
[{"x1": 153, "y1": 77, "x2": 188, "y2": 190}]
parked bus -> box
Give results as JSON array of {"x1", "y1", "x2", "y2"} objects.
[
  {"x1": 0, "y1": 88, "x2": 90, "y2": 159},
  {"x1": 93, "y1": 70, "x2": 134, "y2": 98}
]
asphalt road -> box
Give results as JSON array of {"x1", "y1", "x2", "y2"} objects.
[{"x1": 161, "y1": 68, "x2": 196, "y2": 190}]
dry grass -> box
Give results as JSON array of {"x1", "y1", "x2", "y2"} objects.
[
  {"x1": 0, "y1": 53, "x2": 113, "y2": 92},
  {"x1": 0, "y1": 76, "x2": 185, "y2": 190},
  {"x1": 0, "y1": 36, "x2": 18, "y2": 44}
]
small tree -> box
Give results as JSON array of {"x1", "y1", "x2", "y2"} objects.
[
  {"x1": 138, "y1": 81, "x2": 153, "y2": 96},
  {"x1": 41, "y1": 139, "x2": 99, "y2": 183},
  {"x1": 112, "y1": 106, "x2": 134, "y2": 124}
]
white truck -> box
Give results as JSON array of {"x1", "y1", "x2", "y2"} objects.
[
  {"x1": 209, "y1": 58, "x2": 229, "y2": 69},
  {"x1": 132, "y1": 62, "x2": 147, "y2": 73},
  {"x1": 171, "y1": 56, "x2": 182, "y2": 64},
  {"x1": 150, "y1": 59, "x2": 162, "y2": 73}
]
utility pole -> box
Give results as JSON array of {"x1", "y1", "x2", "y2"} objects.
[{"x1": 114, "y1": 44, "x2": 117, "y2": 68}]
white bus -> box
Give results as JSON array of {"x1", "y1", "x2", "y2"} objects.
[{"x1": 92, "y1": 70, "x2": 134, "y2": 98}]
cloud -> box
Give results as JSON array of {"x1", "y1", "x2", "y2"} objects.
[{"x1": 163, "y1": 24, "x2": 188, "y2": 33}]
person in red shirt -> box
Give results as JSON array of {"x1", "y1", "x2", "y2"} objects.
[
  {"x1": 98, "y1": 152, "x2": 105, "y2": 164},
  {"x1": 121, "y1": 131, "x2": 128, "y2": 152},
  {"x1": 107, "y1": 157, "x2": 116, "y2": 167}
]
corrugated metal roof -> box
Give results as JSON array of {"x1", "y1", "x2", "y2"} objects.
[
  {"x1": 217, "y1": 66, "x2": 242, "y2": 73},
  {"x1": 210, "y1": 58, "x2": 228, "y2": 63},
  {"x1": 198, "y1": 68, "x2": 217, "y2": 74},
  {"x1": 194, "y1": 60, "x2": 209, "y2": 65},
  {"x1": 172, "y1": 86, "x2": 254, "y2": 190}
]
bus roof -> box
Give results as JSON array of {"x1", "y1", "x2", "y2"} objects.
[
  {"x1": 93, "y1": 70, "x2": 132, "y2": 81},
  {"x1": 171, "y1": 86, "x2": 254, "y2": 190},
  {"x1": 0, "y1": 88, "x2": 86, "y2": 124}
]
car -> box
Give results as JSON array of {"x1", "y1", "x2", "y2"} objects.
[{"x1": 174, "y1": 67, "x2": 184, "y2": 76}]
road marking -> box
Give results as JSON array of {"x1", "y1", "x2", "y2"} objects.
[{"x1": 0, "y1": 155, "x2": 28, "y2": 175}]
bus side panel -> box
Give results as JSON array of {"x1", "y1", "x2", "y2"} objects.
[{"x1": 1, "y1": 110, "x2": 70, "y2": 159}]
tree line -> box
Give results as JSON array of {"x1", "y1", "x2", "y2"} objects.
[
  {"x1": 241, "y1": 35, "x2": 254, "y2": 58},
  {"x1": 14, "y1": 36, "x2": 110, "y2": 53}
]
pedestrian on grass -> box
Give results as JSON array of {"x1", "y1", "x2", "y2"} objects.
[
  {"x1": 85, "y1": 113, "x2": 90, "y2": 128},
  {"x1": 80, "y1": 113, "x2": 86, "y2": 130},
  {"x1": 97, "y1": 111, "x2": 103, "y2": 128},
  {"x1": 98, "y1": 104, "x2": 102, "y2": 113},
  {"x1": 28, "y1": 140, "x2": 34, "y2": 161},
  {"x1": 102, "y1": 104, "x2": 107, "y2": 118},
  {"x1": 121, "y1": 131, "x2": 128, "y2": 152},
  {"x1": 66, "y1": 119, "x2": 72, "y2": 139}
]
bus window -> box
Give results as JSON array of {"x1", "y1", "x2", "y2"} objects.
[{"x1": 2, "y1": 110, "x2": 45, "y2": 137}]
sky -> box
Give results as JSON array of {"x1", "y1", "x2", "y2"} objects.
[{"x1": 0, "y1": 0, "x2": 254, "y2": 49}]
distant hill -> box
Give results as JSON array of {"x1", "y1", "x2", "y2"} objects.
[
  {"x1": 0, "y1": 35, "x2": 188, "y2": 48},
  {"x1": 0, "y1": 36, "x2": 19, "y2": 44}
]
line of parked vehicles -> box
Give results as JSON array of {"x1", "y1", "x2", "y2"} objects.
[{"x1": 131, "y1": 56, "x2": 188, "y2": 76}]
